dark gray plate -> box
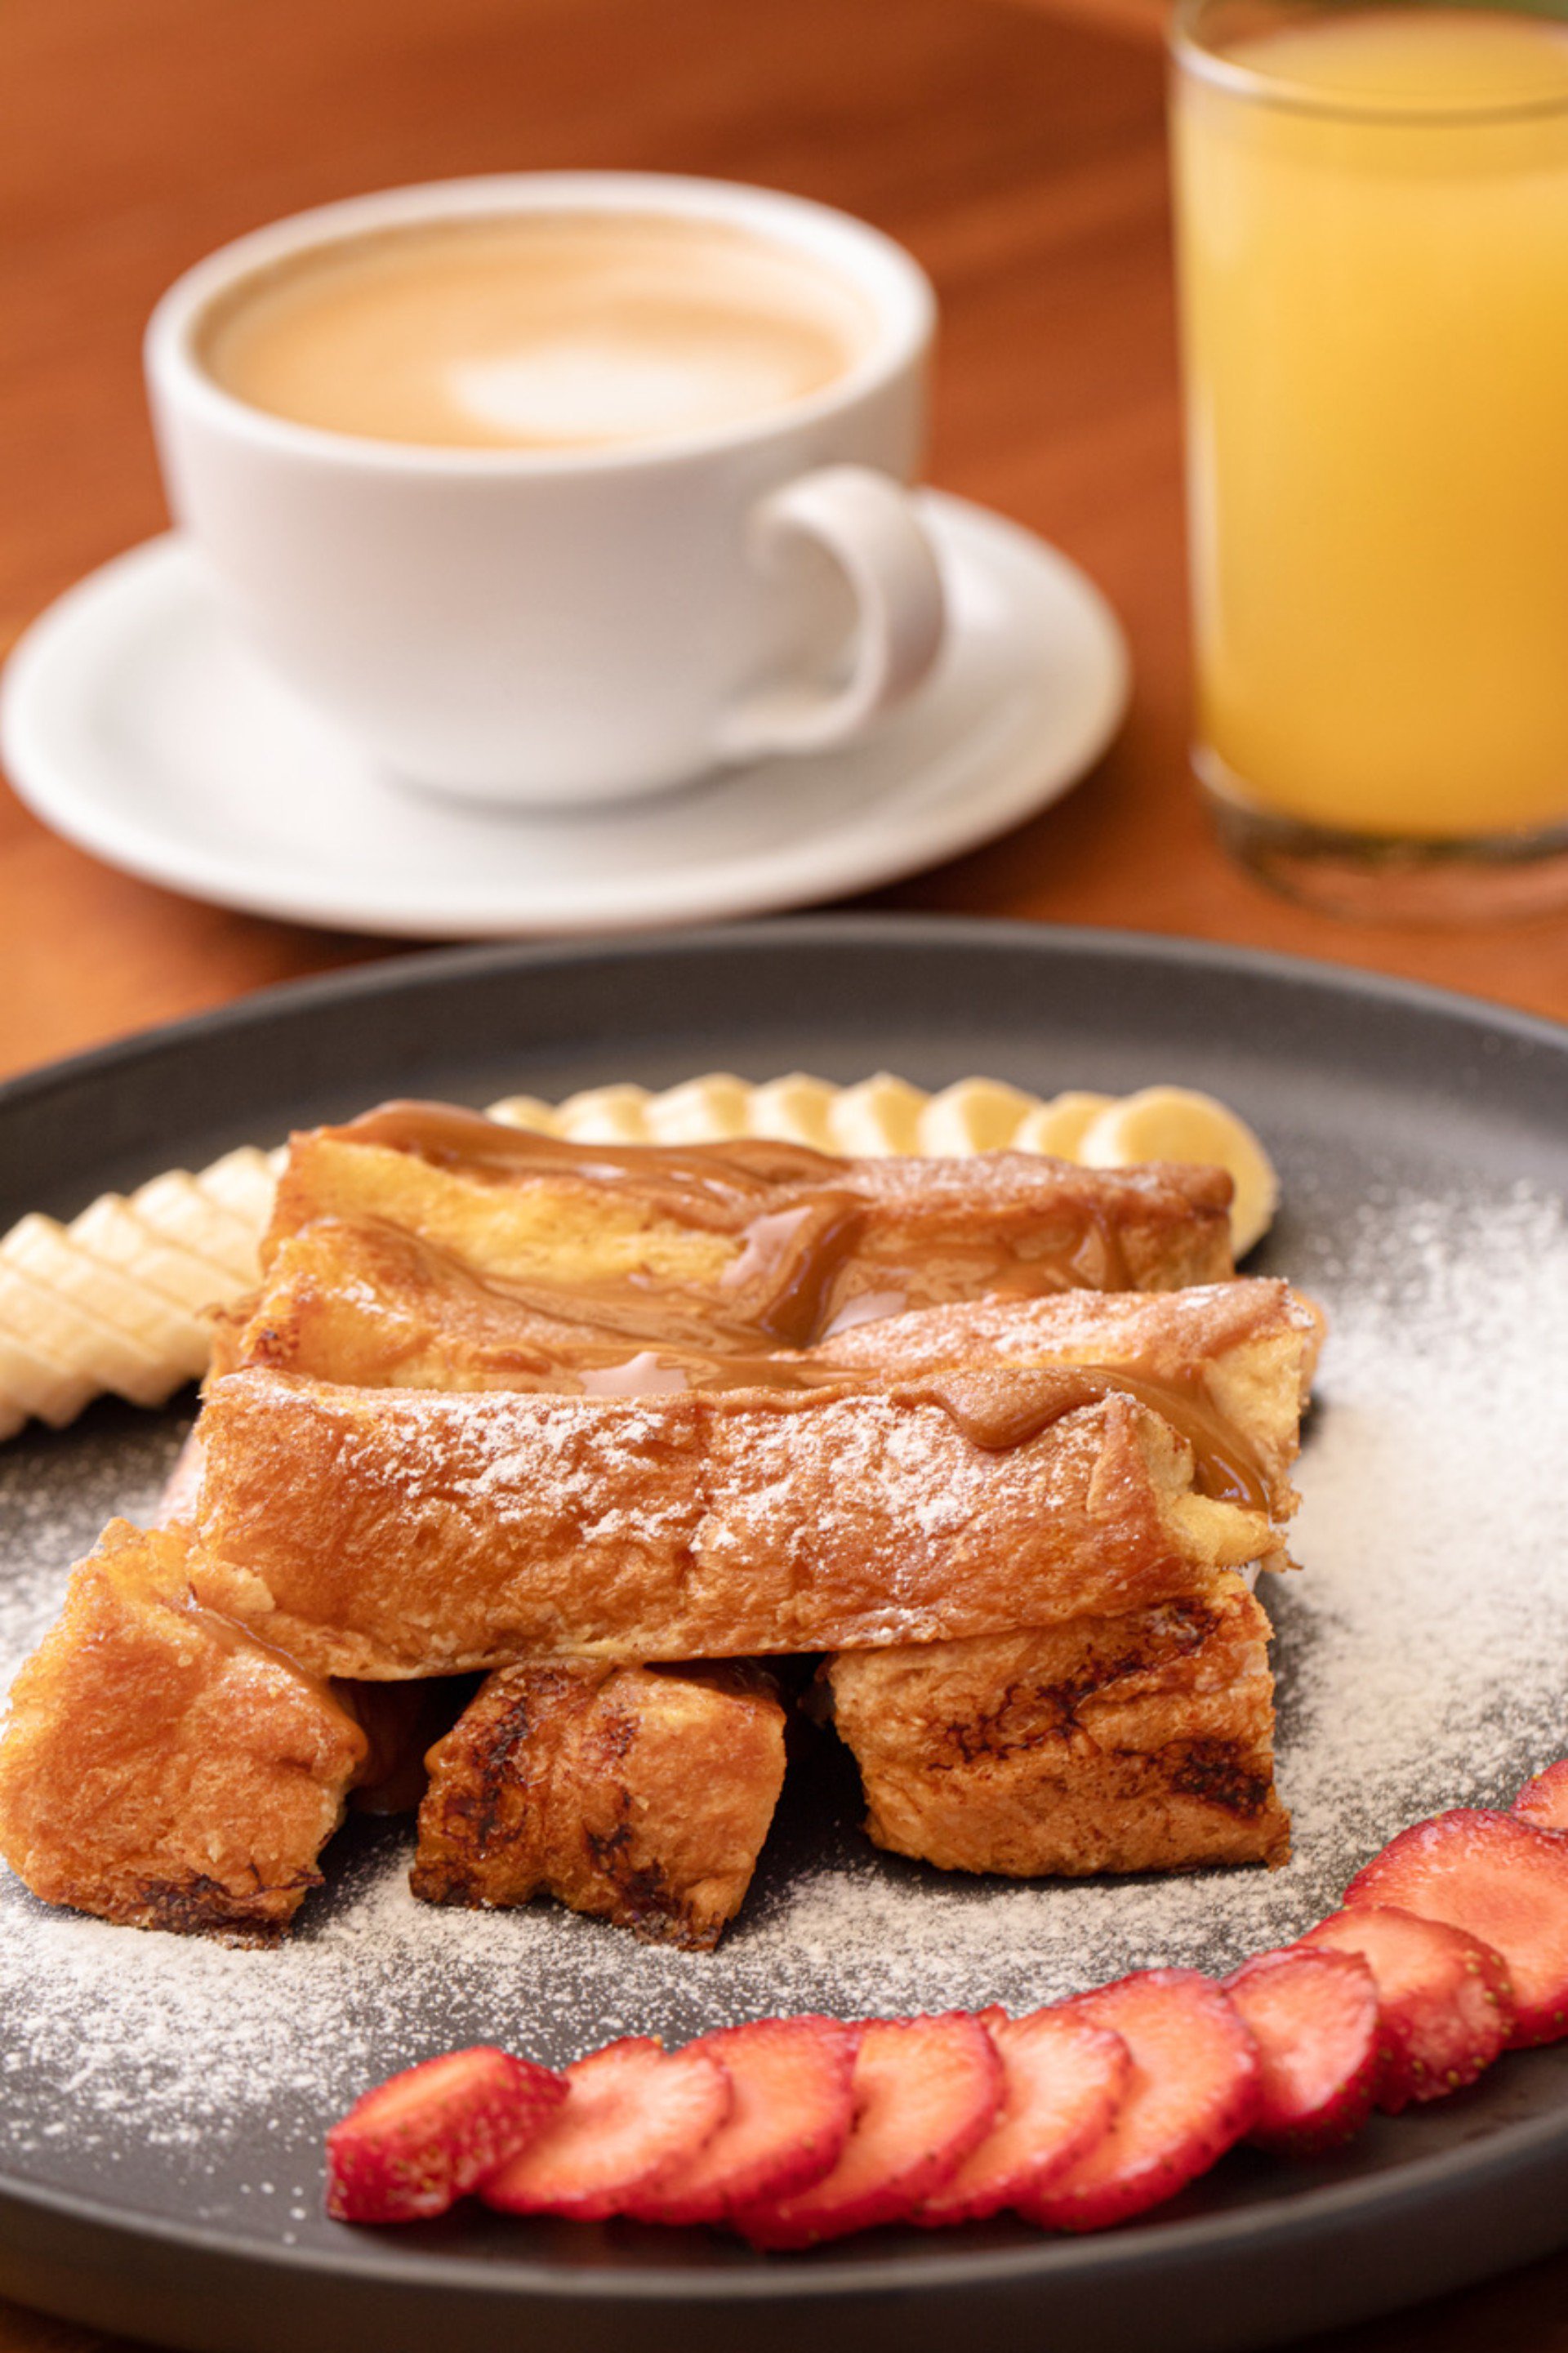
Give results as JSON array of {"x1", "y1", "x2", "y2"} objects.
[{"x1": 2, "y1": 916, "x2": 1566, "y2": 2353}]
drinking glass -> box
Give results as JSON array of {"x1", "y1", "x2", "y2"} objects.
[{"x1": 1169, "y1": 0, "x2": 1568, "y2": 919}]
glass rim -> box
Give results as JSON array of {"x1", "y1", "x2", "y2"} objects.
[{"x1": 1169, "y1": 0, "x2": 1568, "y2": 126}]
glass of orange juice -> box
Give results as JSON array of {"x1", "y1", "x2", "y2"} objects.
[{"x1": 1170, "y1": 0, "x2": 1568, "y2": 918}]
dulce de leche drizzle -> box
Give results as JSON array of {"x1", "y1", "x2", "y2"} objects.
[
  {"x1": 662, "y1": 1358, "x2": 1263, "y2": 1509},
  {"x1": 340, "y1": 1103, "x2": 841, "y2": 1221},
  {"x1": 335, "y1": 1103, "x2": 1150, "y2": 1348},
  {"x1": 550, "y1": 1346, "x2": 1267, "y2": 1512},
  {"x1": 339, "y1": 1103, "x2": 868, "y2": 1347},
  {"x1": 318, "y1": 1105, "x2": 1269, "y2": 1509},
  {"x1": 902, "y1": 1364, "x2": 1271, "y2": 1510},
  {"x1": 566, "y1": 1352, "x2": 1267, "y2": 1507},
  {"x1": 176, "y1": 1568, "x2": 359, "y2": 1725}
]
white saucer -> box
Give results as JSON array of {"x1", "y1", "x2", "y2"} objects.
[{"x1": 0, "y1": 492, "x2": 1128, "y2": 938}]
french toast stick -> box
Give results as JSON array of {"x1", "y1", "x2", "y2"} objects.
[
  {"x1": 262, "y1": 1104, "x2": 1235, "y2": 1350},
  {"x1": 822, "y1": 1281, "x2": 1321, "y2": 1513},
  {"x1": 213, "y1": 1181, "x2": 1252, "y2": 1395},
  {"x1": 412, "y1": 1661, "x2": 786, "y2": 1948},
  {"x1": 189, "y1": 1282, "x2": 1314, "y2": 1678},
  {"x1": 826, "y1": 1576, "x2": 1290, "y2": 1877},
  {"x1": 0, "y1": 1520, "x2": 367, "y2": 1941},
  {"x1": 209, "y1": 1215, "x2": 665, "y2": 1390}
]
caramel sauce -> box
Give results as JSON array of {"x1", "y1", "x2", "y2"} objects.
[
  {"x1": 905, "y1": 1365, "x2": 1270, "y2": 1510},
  {"x1": 508, "y1": 1345, "x2": 1266, "y2": 1509},
  {"x1": 745, "y1": 1364, "x2": 1262, "y2": 1507},
  {"x1": 334, "y1": 1103, "x2": 1148, "y2": 1348},
  {"x1": 339, "y1": 1103, "x2": 840, "y2": 1224},
  {"x1": 176, "y1": 1575, "x2": 362, "y2": 1732},
  {"x1": 722, "y1": 1198, "x2": 872, "y2": 1347},
  {"x1": 301, "y1": 1105, "x2": 1271, "y2": 1509}
]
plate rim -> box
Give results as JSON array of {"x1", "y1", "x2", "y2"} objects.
[
  {"x1": 2, "y1": 911, "x2": 1564, "y2": 1122},
  {"x1": 4, "y1": 2076, "x2": 1568, "y2": 2305}
]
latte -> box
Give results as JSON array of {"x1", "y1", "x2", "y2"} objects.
[{"x1": 197, "y1": 212, "x2": 877, "y2": 452}]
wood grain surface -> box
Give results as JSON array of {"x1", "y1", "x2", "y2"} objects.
[{"x1": 2, "y1": 1, "x2": 1567, "y2": 2347}]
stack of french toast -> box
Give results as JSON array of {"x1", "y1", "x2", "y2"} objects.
[{"x1": 0, "y1": 1102, "x2": 1321, "y2": 1950}]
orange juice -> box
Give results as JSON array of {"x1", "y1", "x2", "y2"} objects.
[{"x1": 1173, "y1": 7, "x2": 1568, "y2": 840}]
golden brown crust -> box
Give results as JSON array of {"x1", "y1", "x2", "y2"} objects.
[
  {"x1": 210, "y1": 1218, "x2": 595, "y2": 1390},
  {"x1": 212, "y1": 1206, "x2": 1260, "y2": 1409},
  {"x1": 189, "y1": 1281, "x2": 1310, "y2": 1679},
  {"x1": 820, "y1": 1280, "x2": 1320, "y2": 1506},
  {"x1": 822, "y1": 1151, "x2": 1234, "y2": 1297},
  {"x1": 0, "y1": 1520, "x2": 366, "y2": 1941},
  {"x1": 261, "y1": 1110, "x2": 1233, "y2": 1357},
  {"x1": 189, "y1": 1352, "x2": 1290, "y2": 1679},
  {"x1": 827, "y1": 1580, "x2": 1289, "y2": 1877},
  {"x1": 411, "y1": 1661, "x2": 786, "y2": 1949}
]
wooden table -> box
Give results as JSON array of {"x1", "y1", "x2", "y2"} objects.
[{"x1": 2, "y1": 0, "x2": 1566, "y2": 2346}]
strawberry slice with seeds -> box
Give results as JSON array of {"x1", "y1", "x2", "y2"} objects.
[
  {"x1": 916, "y1": 2007, "x2": 1129, "y2": 2226},
  {"x1": 1346, "y1": 1810, "x2": 1568, "y2": 2048},
  {"x1": 1222, "y1": 1948, "x2": 1379, "y2": 2156},
  {"x1": 735, "y1": 2010, "x2": 1002, "y2": 2248},
  {"x1": 1023, "y1": 1970, "x2": 1260, "y2": 2232},
  {"x1": 1303, "y1": 1903, "x2": 1513, "y2": 2109},
  {"x1": 480, "y1": 2035, "x2": 730, "y2": 2220},
  {"x1": 627, "y1": 2016, "x2": 858, "y2": 2226},
  {"x1": 326, "y1": 2044, "x2": 567, "y2": 2223},
  {"x1": 1514, "y1": 1761, "x2": 1568, "y2": 1834}
]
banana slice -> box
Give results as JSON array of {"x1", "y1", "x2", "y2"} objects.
[
  {"x1": 0, "y1": 1223, "x2": 187, "y2": 1407},
  {"x1": 485, "y1": 1094, "x2": 563, "y2": 1134},
  {"x1": 2, "y1": 1215, "x2": 211, "y2": 1391},
  {"x1": 916, "y1": 1079, "x2": 1043, "y2": 1156},
  {"x1": 71, "y1": 1195, "x2": 247, "y2": 1316},
  {"x1": 645, "y1": 1074, "x2": 755, "y2": 1144},
  {"x1": 129, "y1": 1172, "x2": 264, "y2": 1285},
  {"x1": 826, "y1": 1074, "x2": 928, "y2": 1156},
  {"x1": 193, "y1": 1145, "x2": 284, "y2": 1229},
  {"x1": 1077, "y1": 1086, "x2": 1279, "y2": 1255},
  {"x1": 741, "y1": 1072, "x2": 839, "y2": 1149},
  {"x1": 0, "y1": 1312, "x2": 98, "y2": 1428},
  {"x1": 552, "y1": 1084, "x2": 658, "y2": 1143},
  {"x1": 1013, "y1": 1091, "x2": 1117, "y2": 1160}
]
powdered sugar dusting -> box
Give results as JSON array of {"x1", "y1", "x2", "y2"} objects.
[{"x1": 1, "y1": 1177, "x2": 1566, "y2": 2244}]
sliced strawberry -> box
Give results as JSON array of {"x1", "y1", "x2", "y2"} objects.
[
  {"x1": 1346, "y1": 1810, "x2": 1568, "y2": 2048},
  {"x1": 1222, "y1": 1948, "x2": 1379, "y2": 2156},
  {"x1": 1303, "y1": 1903, "x2": 1513, "y2": 2109},
  {"x1": 480, "y1": 2035, "x2": 729, "y2": 2220},
  {"x1": 1023, "y1": 1970, "x2": 1259, "y2": 2232},
  {"x1": 1514, "y1": 1760, "x2": 1568, "y2": 1834},
  {"x1": 626, "y1": 2016, "x2": 858, "y2": 2226},
  {"x1": 735, "y1": 2010, "x2": 1002, "y2": 2248},
  {"x1": 326, "y1": 2044, "x2": 567, "y2": 2223},
  {"x1": 916, "y1": 2008, "x2": 1129, "y2": 2226},
  {"x1": 1303, "y1": 1905, "x2": 1513, "y2": 2110}
]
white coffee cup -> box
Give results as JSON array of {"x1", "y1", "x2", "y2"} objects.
[{"x1": 145, "y1": 173, "x2": 947, "y2": 807}]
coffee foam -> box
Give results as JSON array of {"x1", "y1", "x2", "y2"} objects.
[{"x1": 198, "y1": 214, "x2": 877, "y2": 452}]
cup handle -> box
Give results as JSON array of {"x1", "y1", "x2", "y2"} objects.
[{"x1": 713, "y1": 465, "x2": 946, "y2": 763}]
